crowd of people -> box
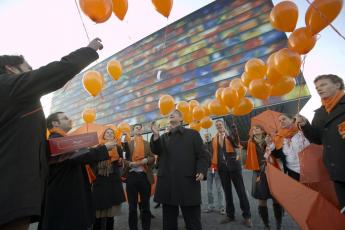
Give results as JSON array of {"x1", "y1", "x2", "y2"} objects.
[{"x1": 0, "y1": 38, "x2": 344, "y2": 230}]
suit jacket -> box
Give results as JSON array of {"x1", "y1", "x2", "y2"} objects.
[
  {"x1": 301, "y1": 96, "x2": 345, "y2": 182},
  {"x1": 150, "y1": 126, "x2": 210, "y2": 206},
  {"x1": 123, "y1": 138, "x2": 155, "y2": 184},
  {"x1": 0, "y1": 47, "x2": 98, "y2": 225}
]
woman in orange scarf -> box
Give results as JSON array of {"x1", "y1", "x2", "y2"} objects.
[
  {"x1": 245, "y1": 125, "x2": 282, "y2": 230},
  {"x1": 92, "y1": 127, "x2": 126, "y2": 230},
  {"x1": 268, "y1": 114, "x2": 310, "y2": 181}
]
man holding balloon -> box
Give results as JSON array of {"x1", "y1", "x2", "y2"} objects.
[{"x1": 0, "y1": 38, "x2": 103, "y2": 229}]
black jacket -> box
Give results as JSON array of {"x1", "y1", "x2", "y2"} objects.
[
  {"x1": 301, "y1": 96, "x2": 345, "y2": 182},
  {"x1": 40, "y1": 132, "x2": 109, "y2": 230},
  {"x1": 0, "y1": 47, "x2": 98, "y2": 225},
  {"x1": 150, "y1": 126, "x2": 210, "y2": 206}
]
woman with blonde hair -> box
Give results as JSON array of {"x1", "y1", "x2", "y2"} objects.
[
  {"x1": 92, "y1": 127, "x2": 126, "y2": 230},
  {"x1": 245, "y1": 125, "x2": 282, "y2": 230}
]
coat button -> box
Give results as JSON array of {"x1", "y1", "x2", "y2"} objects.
[
  {"x1": 324, "y1": 128, "x2": 328, "y2": 131},
  {"x1": 331, "y1": 163, "x2": 335, "y2": 167},
  {"x1": 326, "y1": 145, "x2": 331, "y2": 149}
]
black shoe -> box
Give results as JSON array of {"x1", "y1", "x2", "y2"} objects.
[{"x1": 220, "y1": 216, "x2": 235, "y2": 224}]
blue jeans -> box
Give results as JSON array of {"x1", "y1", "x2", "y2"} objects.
[{"x1": 206, "y1": 169, "x2": 224, "y2": 210}]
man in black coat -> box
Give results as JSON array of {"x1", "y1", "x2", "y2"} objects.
[
  {"x1": 150, "y1": 110, "x2": 210, "y2": 230},
  {"x1": 296, "y1": 74, "x2": 345, "y2": 214},
  {"x1": 40, "y1": 112, "x2": 116, "y2": 230},
  {"x1": 0, "y1": 38, "x2": 103, "y2": 229}
]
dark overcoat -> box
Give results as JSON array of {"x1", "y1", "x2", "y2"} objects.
[
  {"x1": 0, "y1": 47, "x2": 98, "y2": 225},
  {"x1": 301, "y1": 96, "x2": 345, "y2": 182},
  {"x1": 40, "y1": 132, "x2": 109, "y2": 230},
  {"x1": 150, "y1": 126, "x2": 210, "y2": 206}
]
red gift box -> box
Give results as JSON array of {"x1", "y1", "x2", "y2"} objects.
[{"x1": 48, "y1": 132, "x2": 99, "y2": 156}]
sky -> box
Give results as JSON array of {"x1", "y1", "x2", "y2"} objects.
[{"x1": 0, "y1": 0, "x2": 344, "y2": 121}]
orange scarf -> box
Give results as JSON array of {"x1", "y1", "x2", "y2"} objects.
[
  {"x1": 274, "y1": 125, "x2": 299, "y2": 150},
  {"x1": 245, "y1": 139, "x2": 260, "y2": 171},
  {"x1": 100, "y1": 139, "x2": 120, "y2": 162},
  {"x1": 49, "y1": 127, "x2": 96, "y2": 183},
  {"x1": 132, "y1": 135, "x2": 145, "y2": 161},
  {"x1": 211, "y1": 134, "x2": 234, "y2": 168},
  {"x1": 48, "y1": 127, "x2": 66, "y2": 137},
  {"x1": 321, "y1": 90, "x2": 345, "y2": 113}
]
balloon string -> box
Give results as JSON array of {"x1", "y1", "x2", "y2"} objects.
[
  {"x1": 305, "y1": 0, "x2": 345, "y2": 41},
  {"x1": 296, "y1": 55, "x2": 307, "y2": 114},
  {"x1": 74, "y1": 0, "x2": 91, "y2": 43}
]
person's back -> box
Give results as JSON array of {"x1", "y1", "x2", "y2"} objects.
[{"x1": 0, "y1": 39, "x2": 103, "y2": 228}]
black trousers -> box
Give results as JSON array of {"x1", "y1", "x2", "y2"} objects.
[
  {"x1": 218, "y1": 169, "x2": 251, "y2": 219},
  {"x1": 162, "y1": 204, "x2": 201, "y2": 230},
  {"x1": 334, "y1": 181, "x2": 345, "y2": 214},
  {"x1": 126, "y1": 172, "x2": 151, "y2": 230}
]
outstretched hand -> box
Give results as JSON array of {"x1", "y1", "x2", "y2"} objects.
[{"x1": 87, "y1": 38, "x2": 103, "y2": 51}]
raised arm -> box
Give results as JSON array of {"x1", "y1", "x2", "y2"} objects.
[{"x1": 3, "y1": 38, "x2": 103, "y2": 100}]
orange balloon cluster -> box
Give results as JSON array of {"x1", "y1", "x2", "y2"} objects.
[
  {"x1": 192, "y1": 106, "x2": 205, "y2": 121},
  {"x1": 82, "y1": 108, "x2": 96, "y2": 123},
  {"x1": 158, "y1": 95, "x2": 175, "y2": 116},
  {"x1": 107, "y1": 60, "x2": 122, "y2": 80},
  {"x1": 79, "y1": 0, "x2": 113, "y2": 23},
  {"x1": 82, "y1": 71, "x2": 104, "y2": 97}
]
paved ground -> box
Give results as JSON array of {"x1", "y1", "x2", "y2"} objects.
[{"x1": 30, "y1": 169, "x2": 300, "y2": 229}]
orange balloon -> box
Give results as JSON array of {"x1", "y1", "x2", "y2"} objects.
[
  {"x1": 241, "y1": 72, "x2": 252, "y2": 87},
  {"x1": 159, "y1": 95, "x2": 175, "y2": 116},
  {"x1": 152, "y1": 0, "x2": 173, "y2": 18},
  {"x1": 118, "y1": 122, "x2": 131, "y2": 134},
  {"x1": 107, "y1": 60, "x2": 122, "y2": 80},
  {"x1": 202, "y1": 100, "x2": 211, "y2": 116},
  {"x1": 200, "y1": 116, "x2": 213, "y2": 129},
  {"x1": 112, "y1": 0, "x2": 128, "y2": 20},
  {"x1": 176, "y1": 101, "x2": 189, "y2": 114},
  {"x1": 189, "y1": 100, "x2": 200, "y2": 112},
  {"x1": 208, "y1": 99, "x2": 229, "y2": 116},
  {"x1": 189, "y1": 122, "x2": 201, "y2": 132},
  {"x1": 232, "y1": 97, "x2": 254, "y2": 116},
  {"x1": 82, "y1": 70, "x2": 104, "y2": 97},
  {"x1": 79, "y1": 0, "x2": 113, "y2": 23},
  {"x1": 192, "y1": 106, "x2": 205, "y2": 121},
  {"x1": 266, "y1": 52, "x2": 278, "y2": 67},
  {"x1": 82, "y1": 108, "x2": 96, "y2": 123},
  {"x1": 215, "y1": 87, "x2": 225, "y2": 103},
  {"x1": 266, "y1": 65, "x2": 284, "y2": 84},
  {"x1": 114, "y1": 128, "x2": 122, "y2": 139},
  {"x1": 288, "y1": 27, "x2": 317, "y2": 54},
  {"x1": 245, "y1": 58, "x2": 267, "y2": 80},
  {"x1": 270, "y1": 76, "x2": 296, "y2": 96},
  {"x1": 274, "y1": 48, "x2": 301, "y2": 77},
  {"x1": 305, "y1": 0, "x2": 343, "y2": 35},
  {"x1": 270, "y1": 1, "x2": 298, "y2": 32},
  {"x1": 221, "y1": 87, "x2": 239, "y2": 108},
  {"x1": 230, "y1": 78, "x2": 247, "y2": 98},
  {"x1": 182, "y1": 112, "x2": 193, "y2": 124},
  {"x1": 249, "y1": 79, "x2": 272, "y2": 100}
]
